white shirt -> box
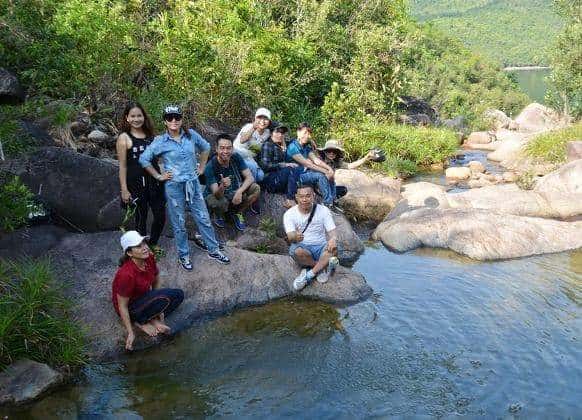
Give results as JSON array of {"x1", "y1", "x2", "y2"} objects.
[
  {"x1": 233, "y1": 123, "x2": 271, "y2": 159},
  {"x1": 284, "y1": 204, "x2": 336, "y2": 246}
]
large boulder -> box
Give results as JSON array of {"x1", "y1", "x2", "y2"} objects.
[
  {"x1": 465, "y1": 131, "x2": 493, "y2": 146},
  {"x1": 513, "y1": 103, "x2": 564, "y2": 133},
  {"x1": 483, "y1": 109, "x2": 512, "y2": 130},
  {"x1": 373, "y1": 207, "x2": 582, "y2": 260},
  {"x1": 0, "y1": 68, "x2": 24, "y2": 104},
  {"x1": 1, "y1": 147, "x2": 122, "y2": 231},
  {"x1": 445, "y1": 166, "x2": 471, "y2": 180},
  {"x1": 334, "y1": 169, "x2": 401, "y2": 223},
  {"x1": 396, "y1": 96, "x2": 439, "y2": 125},
  {"x1": 566, "y1": 141, "x2": 582, "y2": 162},
  {"x1": 534, "y1": 159, "x2": 582, "y2": 195},
  {"x1": 260, "y1": 192, "x2": 364, "y2": 263},
  {"x1": 44, "y1": 230, "x2": 372, "y2": 360},
  {"x1": 0, "y1": 359, "x2": 63, "y2": 406}
]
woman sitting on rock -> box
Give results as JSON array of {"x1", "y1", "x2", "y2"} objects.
[
  {"x1": 112, "y1": 230, "x2": 184, "y2": 351},
  {"x1": 116, "y1": 102, "x2": 166, "y2": 250}
]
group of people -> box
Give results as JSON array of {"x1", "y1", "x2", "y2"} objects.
[{"x1": 112, "y1": 102, "x2": 377, "y2": 350}]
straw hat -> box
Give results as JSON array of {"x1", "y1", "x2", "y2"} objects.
[{"x1": 319, "y1": 139, "x2": 346, "y2": 155}]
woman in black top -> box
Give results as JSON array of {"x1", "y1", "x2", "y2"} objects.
[{"x1": 116, "y1": 102, "x2": 166, "y2": 247}]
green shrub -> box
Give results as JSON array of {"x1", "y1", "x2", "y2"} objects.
[
  {"x1": 335, "y1": 122, "x2": 458, "y2": 176},
  {"x1": 525, "y1": 123, "x2": 582, "y2": 163},
  {"x1": 0, "y1": 258, "x2": 86, "y2": 370},
  {"x1": 0, "y1": 176, "x2": 35, "y2": 232}
]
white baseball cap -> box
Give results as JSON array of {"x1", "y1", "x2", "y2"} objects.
[
  {"x1": 120, "y1": 230, "x2": 148, "y2": 251},
  {"x1": 255, "y1": 107, "x2": 271, "y2": 120}
]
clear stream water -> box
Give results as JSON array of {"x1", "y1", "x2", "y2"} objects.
[{"x1": 4, "y1": 243, "x2": 581, "y2": 418}]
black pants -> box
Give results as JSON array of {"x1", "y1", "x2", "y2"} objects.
[
  {"x1": 128, "y1": 288, "x2": 184, "y2": 324},
  {"x1": 261, "y1": 166, "x2": 300, "y2": 200},
  {"x1": 124, "y1": 174, "x2": 166, "y2": 246}
]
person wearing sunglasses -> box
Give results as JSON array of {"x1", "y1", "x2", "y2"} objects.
[{"x1": 139, "y1": 105, "x2": 230, "y2": 270}]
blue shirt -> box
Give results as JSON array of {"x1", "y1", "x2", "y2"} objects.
[
  {"x1": 139, "y1": 129, "x2": 210, "y2": 183},
  {"x1": 286, "y1": 139, "x2": 312, "y2": 162}
]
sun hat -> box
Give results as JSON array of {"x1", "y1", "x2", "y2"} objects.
[
  {"x1": 162, "y1": 104, "x2": 182, "y2": 117},
  {"x1": 120, "y1": 230, "x2": 149, "y2": 252},
  {"x1": 320, "y1": 139, "x2": 346, "y2": 155},
  {"x1": 255, "y1": 107, "x2": 271, "y2": 120}
]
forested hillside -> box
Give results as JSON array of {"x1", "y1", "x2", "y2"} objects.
[
  {"x1": 411, "y1": 0, "x2": 562, "y2": 66},
  {"x1": 1, "y1": 0, "x2": 529, "y2": 175}
]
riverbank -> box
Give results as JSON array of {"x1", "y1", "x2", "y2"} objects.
[{"x1": 503, "y1": 66, "x2": 551, "y2": 71}]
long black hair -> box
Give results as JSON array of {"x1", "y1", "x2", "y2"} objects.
[{"x1": 119, "y1": 102, "x2": 156, "y2": 138}]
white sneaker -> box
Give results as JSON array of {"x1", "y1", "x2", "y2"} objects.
[
  {"x1": 316, "y1": 269, "x2": 329, "y2": 284},
  {"x1": 328, "y1": 256, "x2": 339, "y2": 276},
  {"x1": 293, "y1": 269, "x2": 308, "y2": 291}
]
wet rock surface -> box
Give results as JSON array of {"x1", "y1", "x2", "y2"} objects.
[
  {"x1": 0, "y1": 359, "x2": 63, "y2": 406},
  {"x1": 42, "y1": 230, "x2": 371, "y2": 360}
]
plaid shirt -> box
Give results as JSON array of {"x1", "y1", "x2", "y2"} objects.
[{"x1": 259, "y1": 139, "x2": 287, "y2": 172}]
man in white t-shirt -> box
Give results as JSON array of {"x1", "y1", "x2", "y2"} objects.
[{"x1": 283, "y1": 185, "x2": 339, "y2": 291}]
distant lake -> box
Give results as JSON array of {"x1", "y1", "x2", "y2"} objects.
[{"x1": 506, "y1": 68, "x2": 551, "y2": 104}]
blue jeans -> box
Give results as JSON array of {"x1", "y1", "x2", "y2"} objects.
[
  {"x1": 244, "y1": 158, "x2": 264, "y2": 183},
  {"x1": 261, "y1": 166, "x2": 300, "y2": 200},
  {"x1": 165, "y1": 179, "x2": 219, "y2": 257},
  {"x1": 299, "y1": 170, "x2": 335, "y2": 204},
  {"x1": 128, "y1": 288, "x2": 184, "y2": 324}
]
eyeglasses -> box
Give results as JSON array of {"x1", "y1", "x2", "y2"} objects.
[{"x1": 164, "y1": 114, "x2": 182, "y2": 122}]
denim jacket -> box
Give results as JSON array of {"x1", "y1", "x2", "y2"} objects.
[{"x1": 139, "y1": 128, "x2": 210, "y2": 183}]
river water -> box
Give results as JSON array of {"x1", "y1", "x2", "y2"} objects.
[
  {"x1": 507, "y1": 68, "x2": 551, "y2": 105},
  {"x1": 5, "y1": 243, "x2": 581, "y2": 418}
]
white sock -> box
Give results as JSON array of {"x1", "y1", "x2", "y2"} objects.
[{"x1": 305, "y1": 269, "x2": 315, "y2": 280}]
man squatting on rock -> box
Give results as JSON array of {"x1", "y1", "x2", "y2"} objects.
[
  {"x1": 112, "y1": 231, "x2": 184, "y2": 351},
  {"x1": 284, "y1": 184, "x2": 340, "y2": 291},
  {"x1": 139, "y1": 105, "x2": 230, "y2": 271}
]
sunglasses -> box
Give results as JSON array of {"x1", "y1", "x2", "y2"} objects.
[{"x1": 164, "y1": 113, "x2": 183, "y2": 122}]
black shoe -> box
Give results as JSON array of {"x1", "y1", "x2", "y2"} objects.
[
  {"x1": 193, "y1": 233, "x2": 225, "y2": 251},
  {"x1": 179, "y1": 256, "x2": 193, "y2": 271},
  {"x1": 208, "y1": 250, "x2": 230, "y2": 264}
]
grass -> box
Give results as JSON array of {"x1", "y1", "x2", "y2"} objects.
[
  {"x1": 258, "y1": 217, "x2": 277, "y2": 240},
  {"x1": 0, "y1": 175, "x2": 36, "y2": 233},
  {"x1": 336, "y1": 122, "x2": 459, "y2": 177},
  {"x1": 0, "y1": 258, "x2": 86, "y2": 371},
  {"x1": 525, "y1": 123, "x2": 582, "y2": 163}
]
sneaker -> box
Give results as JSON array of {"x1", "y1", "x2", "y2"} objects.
[
  {"x1": 316, "y1": 269, "x2": 329, "y2": 284},
  {"x1": 179, "y1": 256, "x2": 193, "y2": 271},
  {"x1": 208, "y1": 249, "x2": 230, "y2": 264},
  {"x1": 249, "y1": 201, "x2": 260, "y2": 215},
  {"x1": 192, "y1": 234, "x2": 208, "y2": 251},
  {"x1": 293, "y1": 268, "x2": 308, "y2": 291},
  {"x1": 328, "y1": 256, "x2": 339, "y2": 275},
  {"x1": 233, "y1": 213, "x2": 247, "y2": 231},
  {"x1": 213, "y1": 216, "x2": 226, "y2": 228}
]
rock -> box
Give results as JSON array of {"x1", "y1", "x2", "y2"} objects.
[
  {"x1": 0, "y1": 225, "x2": 69, "y2": 260},
  {"x1": 534, "y1": 159, "x2": 582, "y2": 195},
  {"x1": 566, "y1": 141, "x2": 582, "y2": 162},
  {"x1": 502, "y1": 171, "x2": 519, "y2": 182},
  {"x1": 334, "y1": 169, "x2": 401, "y2": 223},
  {"x1": 487, "y1": 129, "x2": 528, "y2": 164},
  {"x1": 463, "y1": 141, "x2": 500, "y2": 151},
  {"x1": 260, "y1": 192, "x2": 364, "y2": 263},
  {"x1": 232, "y1": 227, "x2": 288, "y2": 255},
  {"x1": 483, "y1": 109, "x2": 512, "y2": 130},
  {"x1": 429, "y1": 162, "x2": 444, "y2": 171},
  {"x1": 445, "y1": 167, "x2": 471, "y2": 180},
  {"x1": 513, "y1": 103, "x2": 564, "y2": 133},
  {"x1": 69, "y1": 115, "x2": 92, "y2": 136},
  {"x1": 465, "y1": 131, "x2": 493, "y2": 146},
  {"x1": 373, "y1": 207, "x2": 582, "y2": 260},
  {"x1": 0, "y1": 68, "x2": 25, "y2": 104},
  {"x1": 467, "y1": 160, "x2": 485, "y2": 174},
  {"x1": 396, "y1": 96, "x2": 439, "y2": 125},
  {"x1": 441, "y1": 115, "x2": 468, "y2": 133},
  {"x1": 467, "y1": 178, "x2": 493, "y2": 189},
  {"x1": 0, "y1": 147, "x2": 122, "y2": 231},
  {"x1": 0, "y1": 359, "x2": 63, "y2": 406},
  {"x1": 87, "y1": 129, "x2": 111, "y2": 145},
  {"x1": 45, "y1": 231, "x2": 372, "y2": 359}
]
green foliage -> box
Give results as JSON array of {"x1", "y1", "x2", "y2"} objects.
[
  {"x1": 411, "y1": 0, "x2": 563, "y2": 66},
  {"x1": 258, "y1": 217, "x2": 277, "y2": 241},
  {"x1": 546, "y1": 0, "x2": 582, "y2": 118},
  {"x1": 0, "y1": 176, "x2": 35, "y2": 232},
  {"x1": 525, "y1": 123, "x2": 582, "y2": 163},
  {"x1": 516, "y1": 170, "x2": 537, "y2": 190},
  {"x1": 0, "y1": 258, "x2": 86, "y2": 370},
  {"x1": 335, "y1": 122, "x2": 459, "y2": 177}
]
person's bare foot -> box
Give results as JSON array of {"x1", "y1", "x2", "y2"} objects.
[
  {"x1": 151, "y1": 318, "x2": 171, "y2": 334},
  {"x1": 135, "y1": 321, "x2": 159, "y2": 337}
]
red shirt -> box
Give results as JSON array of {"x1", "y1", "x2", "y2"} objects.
[{"x1": 112, "y1": 254, "x2": 159, "y2": 316}]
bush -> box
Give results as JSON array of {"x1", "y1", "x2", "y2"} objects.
[
  {"x1": 0, "y1": 258, "x2": 86, "y2": 370},
  {"x1": 0, "y1": 176, "x2": 36, "y2": 232},
  {"x1": 335, "y1": 122, "x2": 458, "y2": 176},
  {"x1": 525, "y1": 123, "x2": 582, "y2": 163}
]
